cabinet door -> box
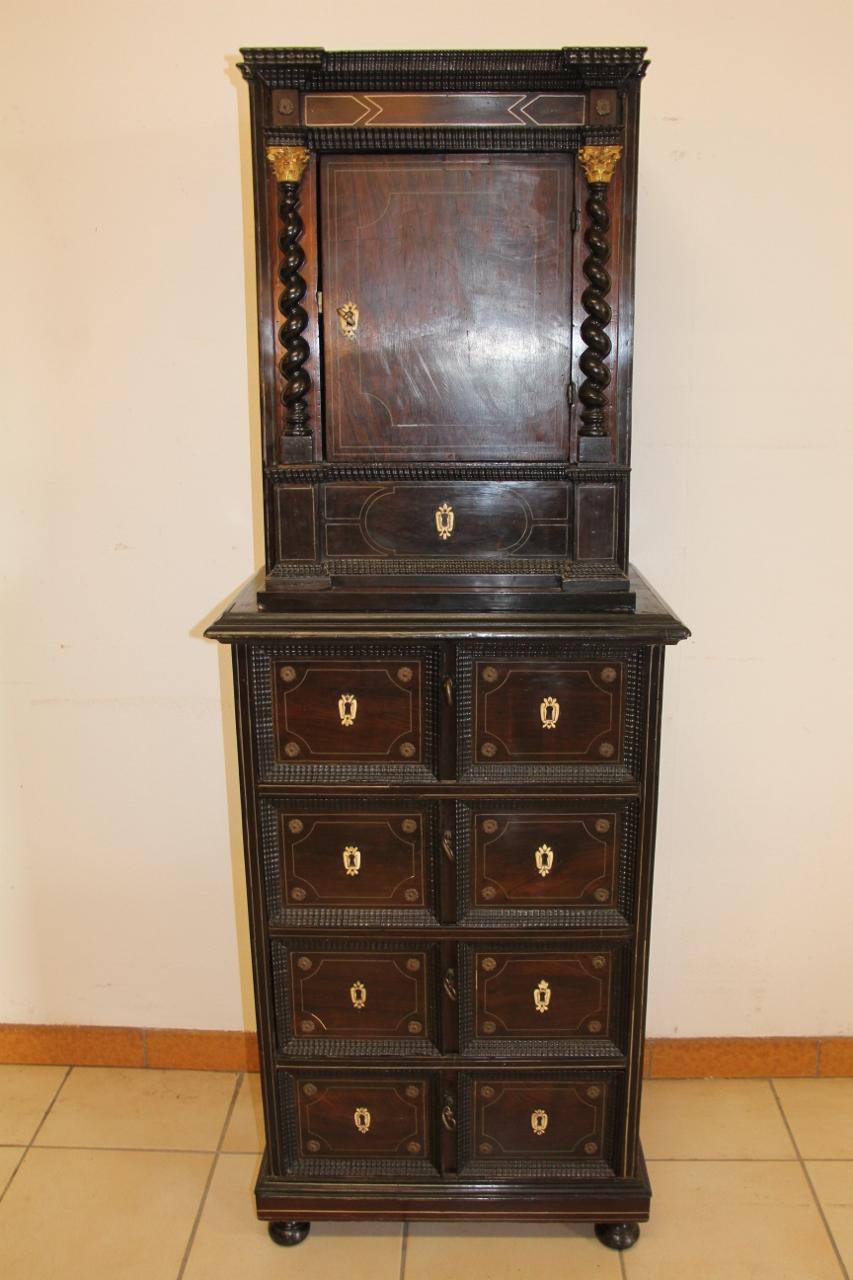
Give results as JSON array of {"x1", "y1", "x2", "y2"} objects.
[{"x1": 321, "y1": 154, "x2": 573, "y2": 462}]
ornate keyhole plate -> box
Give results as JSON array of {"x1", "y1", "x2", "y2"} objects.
[
  {"x1": 534, "y1": 844, "x2": 554, "y2": 877},
  {"x1": 342, "y1": 846, "x2": 361, "y2": 875},
  {"x1": 534, "y1": 979, "x2": 552, "y2": 1014},
  {"x1": 353, "y1": 1106, "x2": 371, "y2": 1134},
  {"x1": 531, "y1": 1108, "x2": 549, "y2": 1136},
  {"x1": 540, "y1": 696, "x2": 560, "y2": 729},
  {"x1": 338, "y1": 693, "x2": 357, "y2": 727},
  {"x1": 435, "y1": 502, "x2": 454, "y2": 540},
  {"x1": 350, "y1": 980, "x2": 367, "y2": 1010},
  {"x1": 336, "y1": 301, "x2": 359, "y2": 339}
]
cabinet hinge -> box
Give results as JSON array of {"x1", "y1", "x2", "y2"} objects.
[
  {"x1": 570, "y1": 207, "x2": 580, "y2": 233},
  {"x1": 567, "y1": 380, "x2": 576, "y2": 406},
  {"x1": 317, "y1": 290, "x2": 323, "y2": 313}
]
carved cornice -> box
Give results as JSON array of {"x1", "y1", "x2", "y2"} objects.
[
  {"x1": 578, "y1": 145, "x2": 622, "y2": 185},
  {"x1": 265, "y1": 144, "x2": 310, "y2": 184},
  {"x1": 239, "y1": 46, "x2": 649, "y2": 90},
  {"x1": 266, "y1": 125, "x2": 623, "y2": 154}
]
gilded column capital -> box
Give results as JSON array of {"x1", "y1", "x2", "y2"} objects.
[
  {"x1": 266, "y1": 145, "x2": 310, "y2": 185},
  {"x1": 578, "y1": 145, "x2": 622, "y2": 185}
]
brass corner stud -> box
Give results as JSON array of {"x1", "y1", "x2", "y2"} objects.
[
  {"x1": 266, "y1": 144, "x2": 310, "y2": 185},
  {"x1": 578, "y1": 144, "x2": 622, "y2": 185}
]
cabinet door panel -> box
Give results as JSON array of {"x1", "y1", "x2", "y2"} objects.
[
  {"x1": 321, "y1": 155, "x2": 573, "y2": 462},
  {"x1": 459, "y1": 1073, "x2": 621, "y2": 1178}
]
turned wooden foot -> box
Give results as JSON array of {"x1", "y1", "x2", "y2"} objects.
[
  {"x1": 595, "y1": 1221, "x2": 640, "y2": 1250},
  {"x1": 268, "y1": 1220, "x2": 311, "y2": 1247}
]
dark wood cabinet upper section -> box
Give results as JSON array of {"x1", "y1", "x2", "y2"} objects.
[{"x1": 321, "y1": 155, "x2": 573, "y2": 462}]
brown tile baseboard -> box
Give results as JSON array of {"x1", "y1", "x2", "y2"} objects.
[{"x1": 0, "y1": 1026, "x2": 850, "y2": 1076}]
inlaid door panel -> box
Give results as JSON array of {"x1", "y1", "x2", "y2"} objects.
[
  {"x1": 460, "y1": 943, "x2": 626, "y2": 1058},
  {"x1": 321, "y1": 154, "x2": 574, "y2": 462},
  {"x1": 457, "y1": 645, "x2": 643, "y2": 782},
  {"x1": 249, "y1": 646, "x2": 440, "y2": 783},
  {"x1": 458, "y1": 798, "x2": 635, "y2": 927},
  {"x1": 259, "y1": 797, "x2": 438, "y2": 924},
  {"x1": 277, "y1": 1070, "x2": 438, "y2": 1179},
  {"x1": 272, "y1": 939, "x2": 437, "y2": 1056},
  {"x1": 459, "y1": 1072, "x2": 620, "y2": 1178}
]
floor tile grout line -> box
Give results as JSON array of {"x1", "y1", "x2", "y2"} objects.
[
  {"x1": 399, "y1": 1218, "x2": 409, "y2": 1280},
  {"x1": 0, "y1": 1064, "x2": 72, "y2": 1208},
  {"x1": 175, "y1": 1070, "x2": 244, "y2": 1280},
  {"x1": 619, "y1": 1243, "x2": 628, "y2": 1279},
  {"x1": 769, "y1": 1079, "x2": 850, "y2": 1280}
]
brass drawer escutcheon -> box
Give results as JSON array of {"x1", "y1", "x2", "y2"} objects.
[
  {"x1": 435, "y1": 502, "x2": 454, "y2": 540},
  {"x1": 337, "y1": 301, "x2": 359, "y2": 339},
  {"x1": 534, "y1": 844, "x2": 554, "y2": 877},
  {"x1": 540, "y1": 696, "x2": 560, "y2": 729},
  {"x1": 353, "y1": 1106, "x2": 371, "y2": 1134},
  {"x1": 338, "y1": 693, "x2": 358, "y2": 726},
  {"x1": 534, "y1": 979, "x2": 552, "y2": 1014},
  {"x1": 342, "y1": 845, "x2": 361, "y2": 875},
  {"x1": 531, "y1": 1108, "x2": 549, "y2": 1136},
  {"x1": 350, "y1": 980, "x2": 367, "y2": 1009}
]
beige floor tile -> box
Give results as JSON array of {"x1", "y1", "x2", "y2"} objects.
[
  {"x1": 0, "y1": 1147, "x2": 25, "y2": 1195},
  {"x1": 774, "y1": 1079, "x2": 853, "y2": 1158},
  {"x1": 0, "y1": 1065, "x2": 67, "y2": 1143},
  {"x1": 623, "y1": 1161, "x2": 843, "y2": 1279},
  {"x1": 641, "y1": 1079, "x2": 795, "y2": 1159},
  {"x1": 184, "y1": 1153, "x2": 403, "y2": 1279},
  {"x1": 221, "y1": 1072, "x2": 264, "y2": 1152},
  {"x1": 35, "y1": 1066, "x2": 236, "y2": 1150},
  {"x1": 0, "y1": 1146, "x2": 211, "y2": 1280},
  {"x1": 807, "y1": 1162, "x2": 853, "y2": 1274},
  {"x1": 405, "y1": 1221, "x2": 622, "y2": 1279}
]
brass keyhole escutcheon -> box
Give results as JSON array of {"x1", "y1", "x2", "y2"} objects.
[
  {"x1": 338, "y1": 693, "x2": 357, "y2": 727},
  {"x1": 540, "y1": 696, "x2": 560, "y2": 729},
  {"x1": 353, "y1": 1106, "x2": 371, "y2": 1134},
  {"x1": 534, "y1": 979, "x2": 552, "y2": 1014},
  {"x1": 531, "y1": 1108, "x2": 549, "y2": 1136},
  {"x1": 435, "y1": 502, "x2": 454, "y2": 540},
  {"x1": 337, "y1": 301, "x2": 359, "y2": 339},
  {"x1": 342, "y1": 846, "x2": 361, "y2": 875},
  {"x1": 534, "y1": 844, "x2": 554, "y2": 877},
  {"x1": 350, "y1": 980, "x2": 367, "y2": 1010}
]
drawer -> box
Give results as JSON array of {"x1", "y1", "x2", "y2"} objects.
[
  {"x1": 459, "y1": 1071, "x2": 622, "y2": 1179},
  {"x1": 259, "y1": 797, "x2": 439, "y2": 925},
  {"x1": 249, "y1": 646, "x2": 439, "y2": 782},
  {"x1": 272, "y1": 939, "x2": 438, "y2": 1056},
  {"x1": 276, "y1": 1070, "x2": 439, "y2": 1179},
  {"x1": 457, "y1": 798, "x2": 637, "y2": 928},
  {"x1": 323, "y1": 482, "x2": 571, "y2": 559},
  {"x1": 460, "y1": 942, "x2": 626, "y2": 1058},
  {"x1": 457, "y1": 644, "x2": 644, "y2": 782}
]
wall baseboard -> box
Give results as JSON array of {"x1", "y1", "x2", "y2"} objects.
[{"x1": 1, "y1": 1025, "x2": 851, "y2": 1077}]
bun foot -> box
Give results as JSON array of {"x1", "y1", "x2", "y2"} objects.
[
  {"x1": 269, "y1": 1220, "x2": 311, "y2": 1247},
  {"x1": 595, "y1": 1221, "x2": 640, "y2": 1250}
]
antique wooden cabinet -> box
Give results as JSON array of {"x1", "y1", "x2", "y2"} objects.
[{"x1": 207, "y1": 45, "x2": 688, "y2": 1253}]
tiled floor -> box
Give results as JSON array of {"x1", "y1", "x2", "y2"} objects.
[{"x1": 1, "y1": 1067, "x2": 851, "y2": 1278}]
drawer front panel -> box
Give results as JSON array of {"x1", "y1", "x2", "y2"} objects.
[
  {"x1": 272, "y1": 939, "x2": 437, "y2": 1056},
  {"x1": 460, "y1": 943, "x2": 626, "y2": 1058},
  {"x1": 459, "y1": 798, "x2": 637, "y2": 926},
  {"x1": 277, "y1": 1070, "x2": 439, "y2": 1180},
  {"x1": 323, "y1": 482, "x2": 570, "y2": 559},
  {"x1": 250, "y1": 645, "x2": 439, "y2": 783},
  {"x1": 259, "y1": 797, "x2": 439, "y2": 925},
  {"x1": 458, "y1": 644, "x2": 644, "y2": 782},
  {"x1": 459, "y1": 1071, "x2": 621, "y2": 1179}
]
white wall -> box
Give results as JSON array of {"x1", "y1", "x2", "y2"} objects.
[{"x1": 2, "y1": 0, "x2": 851, "y2": 1035}]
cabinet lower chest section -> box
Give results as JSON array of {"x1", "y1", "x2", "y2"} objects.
[{"x1": 228, "y1": 629, "x2": 672, "y2": 1221}]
